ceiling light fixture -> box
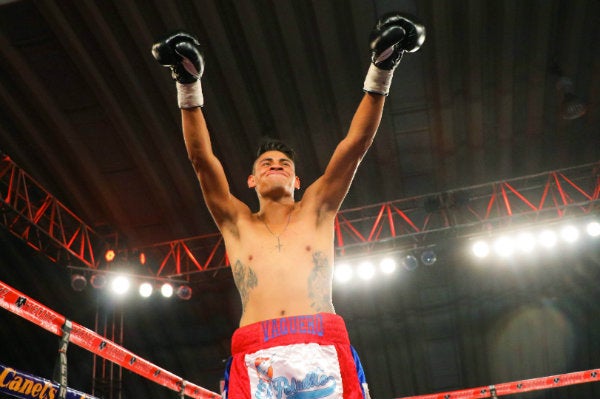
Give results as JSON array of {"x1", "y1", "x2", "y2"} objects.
[
  {"x1": 420, "y1": 249, "x2": 437, "y2": 266},
  {"x1": 402, "y1": 254, "x2": 418, "y2": 271},
  {"x1": 70, "y1": 274, "x2": 87, "y2": 291},
  {"x1": 556, "y1": 77, "x2": 587, "y2": 120},
  {"x1": 552, "y1": 61, "x2": 587, "y2": 121},
  {"x1": 176, "y1": 285, "x2": 193, "y2": 300}
]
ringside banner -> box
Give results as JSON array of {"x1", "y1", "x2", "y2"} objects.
[{"x1": 0, "y1": 363, "x2": 98, "y2": 399}]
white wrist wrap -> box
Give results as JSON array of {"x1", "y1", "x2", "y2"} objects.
[
  {"x1": 176, "y1": 81, "x2": 204, "y2": 108},
  {"x1": 363, "y1": 63, "x2": 394, "y2": 96}
]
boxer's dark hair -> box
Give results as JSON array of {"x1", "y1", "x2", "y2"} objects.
[{"x1": 255, "y1": 138, "x2": 295, "y2": 163}]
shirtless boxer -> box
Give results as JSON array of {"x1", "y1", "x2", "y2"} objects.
[{"x1": 152, "y1": 12, "x2": 425, "y2": 399}]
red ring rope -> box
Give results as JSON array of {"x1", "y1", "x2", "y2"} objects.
[
  {"x1": 0, "y1": 280, "x2": 220, "y2": 399},
  {"x1": 396, "y1": 369, "x2": 599, "y2": 399}
]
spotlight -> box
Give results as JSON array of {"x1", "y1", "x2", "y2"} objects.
[
  {"x1": 334, "y1": 263, "x2": 353, "y2": 284},
  {"x1": 139, "y1": 282, "x2": 153, "y2": 298},
  {"x1": 379, "y1": 257, "x2": 397, "y2": 274},
  {"x1": 70, "y1": 274, "x2": 87, "y2": 291},
  {"x1": 402, "y1": 254, "x2": 418, "y2": 271},
  {"x1": 176, "y1": 285, "x2": 193, "y2": 300},
  {"x1": 586, "y1": 221, "x2": 600, "y2": 237},
  {"x1": 538, "y1": 230, "x2": 557, "y2": 248},
  {"x1": 493, "y1": 236, "x2": 514, "y2": 257},
  {"x1": 516, "y1": 232, "x2": 536, "y2": 253},
  {"x1": 356, "y1": 261, "x2": 375, "y2": 281},
  {"x1": 104, "y1": 249, "x2": 116, "y2": 262},
  {"x1": 420, "y1": 250, "x2": 437, "y2": 266},
  {"x1": 111, "y1": 276, "x2": 130, "y2": 295},
  {"x1": 560, "y1": 225, "x2": 579, "y2": 243},
  {"x1": 90, "y1": 274, "x2": 107, "y2": 289},
  {"x1": 471, "y1": 240, "x2": 489, "y2": 258},
  {"x1": 161, "y1": 282, "x2": 174, "y2": 298}
]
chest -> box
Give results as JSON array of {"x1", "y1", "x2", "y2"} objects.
[
  {"x1": 242, "y1": 218, "x2": 323, "y2": 261},
  {"x1": 224, "y1": 214, "x2": 334, "y2": 273}
]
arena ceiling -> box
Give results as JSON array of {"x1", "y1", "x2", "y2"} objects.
[{"x1": 0, "y1": 1, "x2": 599, "y2": 399}]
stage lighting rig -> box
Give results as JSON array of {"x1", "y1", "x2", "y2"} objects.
[{"x1": 66, "y1": 266, "x2": 194, "y2": 300}]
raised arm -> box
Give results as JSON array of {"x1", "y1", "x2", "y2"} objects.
[
  {"x1": 152, "y1": 32, "x2": 245, "y2": 226},
  {"x1": 305, "y1": 13, "x2": 426, "y2": 214}
]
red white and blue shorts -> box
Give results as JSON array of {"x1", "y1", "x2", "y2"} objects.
[{"x1": 222, "y1": 313, "x2": 371, "y2": 399}]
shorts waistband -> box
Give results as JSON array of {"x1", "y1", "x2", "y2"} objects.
[{"x1": 231, "y1": 313, "x2": 350, "y2": 354}]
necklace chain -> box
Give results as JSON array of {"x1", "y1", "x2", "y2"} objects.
[{"x1": 259, "y1": 212, "x2": 292, "y2": 252}]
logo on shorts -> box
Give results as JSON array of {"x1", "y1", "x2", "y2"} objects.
[
  {"x1": 252, "y1": 356, "x2": 337, "y2": 399},
  {"x1": 255, "y1": 357, "x2": 274, "y2": 382},
  {"x1": 261, "y1": 314, "x2": 324, "y2": 343}
]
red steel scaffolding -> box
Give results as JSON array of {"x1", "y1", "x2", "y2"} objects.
[
  {"x1": 1, "y1": 152, "x2": 599, "y2": 279},
  {"x1": 0, "y1": 153, "x2": 100, "y2": 269}
]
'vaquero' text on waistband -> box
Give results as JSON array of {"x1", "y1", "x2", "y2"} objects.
[
  {"x1": 231, "y1": 313, "x2": 351, "y2": 354},
  {"x1": 261, "y1": 314, "x2": 324, "y2": 342}
]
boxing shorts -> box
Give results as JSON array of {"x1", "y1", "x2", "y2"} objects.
[{"x1": 222, "y1": 313, "x2": 371, "y2": 399}]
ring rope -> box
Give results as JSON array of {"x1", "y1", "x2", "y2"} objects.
[
  {"x1": 397, "y1": 368, "x2": 599, "y2": 399},
  {"x1": 2, "y1": 279, "x2": 597, "y2": 399},
  {"x1": 0, "y1": 280, "x2": 221, "y2": 399}
]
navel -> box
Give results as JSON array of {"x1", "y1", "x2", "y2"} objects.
[{"x1": 305, "y1": 245, "x2": 311, "y2": 252}]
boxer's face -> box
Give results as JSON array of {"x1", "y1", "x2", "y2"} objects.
[{"x1": 248, "y1": 151, "x2": 300, "y2": 196}]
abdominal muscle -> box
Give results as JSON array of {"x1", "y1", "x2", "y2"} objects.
[
  {"x1": 244, "y1": 267, "x2": 336, "y2": 326},
  {"x1": 228, "y1": 226, "x2": 336, "y2": 327}
]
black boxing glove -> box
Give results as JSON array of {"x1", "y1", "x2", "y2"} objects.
[
  {"x1": 363, "y1": 13, "x2": 426, "y2": 95},
  {"x1": 152, "y1": 31, "x2": 205, "y2": 108}
]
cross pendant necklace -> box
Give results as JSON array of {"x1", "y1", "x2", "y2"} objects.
[{"x1": 259, "y1": 212, "x2": 292, "y2": 252}]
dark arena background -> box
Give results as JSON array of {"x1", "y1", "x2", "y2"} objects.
[{"x1": 0, "y1": 1, "x2": 599, "y2": 399}]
